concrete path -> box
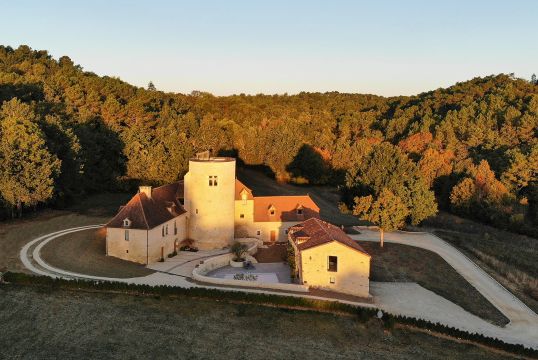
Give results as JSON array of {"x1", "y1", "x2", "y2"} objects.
[
  {"x1": 18, "y1": 225, "x2": 538, "y2": 349},
  {"x1": 352, "y1": 227, "x2": 538, "y2": 349}
]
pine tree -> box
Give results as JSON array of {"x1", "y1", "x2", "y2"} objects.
[{"x1": 147, "y1": 81, "x2": 156, "y2": 91}]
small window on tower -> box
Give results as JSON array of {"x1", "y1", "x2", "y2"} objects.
[
  {"x1": 240, "y1": 214, "x2": 244, "y2": 219},
  {"x1": 209, "y1": 175, "x2": 218, "y2": 186}
]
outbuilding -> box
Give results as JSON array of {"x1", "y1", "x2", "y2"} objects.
[{"x1": 288, "y1": 218, "x2": 371, "y2": 297}]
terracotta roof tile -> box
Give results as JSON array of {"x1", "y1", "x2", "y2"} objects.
[
  {"x1": 235, "y1": 179, "x2": 254, "y2": 200},
  {"x1": 289, "y1": 218, "x2": 370, "y2": 256},
  {"x1": 253, "y1": 195, "x2": 320, "y2": 222},
  {"x1": 106, "y1": 182, "x2": 186, "y2": 230}
]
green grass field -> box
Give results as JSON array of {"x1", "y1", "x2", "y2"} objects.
[{"x1": 0, "y1": 285, "x2": 515, "y2": 360}]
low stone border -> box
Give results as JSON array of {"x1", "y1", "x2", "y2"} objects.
[{"x1": 192, "y1": 251, "x2": 309, "y2": 293}]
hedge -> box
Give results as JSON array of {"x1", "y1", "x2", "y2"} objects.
[{"x1": 2, "y1": 272, "x2": 537, "y2": 357}]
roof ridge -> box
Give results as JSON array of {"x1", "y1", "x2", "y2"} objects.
[{"x1": 136, "y1": 193, "x2": 150, "y2": 229}]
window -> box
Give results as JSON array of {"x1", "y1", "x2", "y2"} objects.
[
  {"x1": 195, "y1": 209, "x2": 199, "y2": 215},
  {"x1": 285, "y1": 229, "x2": 289, "y2": 234},
  {"x1": 256, "y1": 230, "x2": 261, "y2": 236},
  {"x1": 296, "y1": 208, "x2": 303, "y2": 215},
  {"x1": 165, "y1": 224, "x2": 169, "y2": 235},
  {"x1": 270, "y1": 210, "x2": 275, "y2": 216},
  {"x1": 124, "y1": 230, "x2": 129, "y2": 241},
  {"x1": 174, "y1": 222, "x2": 177, "y2": 235},
  {"x1": 329, "y1": 277, "x2": 336, "y2": 284},
  {"x1": 123, "y1": 219, "x2": 131, "y2": 227},
  {"x1": 328, "y1": 256, "x2": 338, "y2": 272},
  {"x1": 209, "y1": 175, "x2": 218, "y2": 186},
  {"x1": 240, "y1": 214, "x2": 244, "y2": 219},
  {"x1": 162, "y1": 226, "x2": 165, "y2": 237}
]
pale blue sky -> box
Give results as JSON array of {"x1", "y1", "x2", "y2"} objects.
[{"x1": 2, "y1": 0, "x2": 537, "y2": 96}]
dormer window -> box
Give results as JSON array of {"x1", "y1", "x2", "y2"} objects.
[
  {"x1": 240, "y1": 189, "x2": 248, "y2": 205},
  {"x1": 123, "y1": 218, "x2": 131, "y2": 227},
  {"x1": 297, "y1": 208, "x2": 303, "y2": 215},
  {"x1": 269, "y1": 205, "x2": 276, "y2": 216}
]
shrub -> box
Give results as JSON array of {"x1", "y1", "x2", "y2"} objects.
[{"x1": 230, "y1": 242, "x2": 248, "y2": 261}]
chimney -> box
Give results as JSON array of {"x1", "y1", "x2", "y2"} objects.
[{"x1": 139, "y1": 186, "x2": 152, "y2": 199}]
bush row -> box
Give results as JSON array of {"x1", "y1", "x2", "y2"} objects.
[{"x1": 2, "y1": 271, "x2": 537, "y2": 357}]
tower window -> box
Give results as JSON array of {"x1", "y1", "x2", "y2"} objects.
[
  {"x1": 240, "y1": 214, "x2": 244, "y2": 219},
  {"x1": 209, "y1": 175, "x2": 218, "y2": 186}
]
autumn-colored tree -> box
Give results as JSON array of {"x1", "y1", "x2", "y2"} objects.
[
  {"x1": 418, "y1": 148, "x2": 454, "y2": 187},
  {"x1": 450, "y1": 160, "x2": 510, "y2": 214},
  {"x1": 0, "y1": 99, "x2": 60, "y2": 217},
  {"x1": 352, "y1": 189, "x2": 409, "y2": 247}
]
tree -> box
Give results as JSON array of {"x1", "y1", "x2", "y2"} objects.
[
  {"x1": 346, "y1": 142, "x2": 437, "y2": 226},
  {"x1": 0, "y1": 99, "x2": 60, "y2": 217},
  {"x1": 352, "y1": 189, "x2": 409, "y2": 247},
  {"x1": 147, "y1": 81, "x2": 156, "y2": 91},
  {"x1": 532, "y1": 74, "x2": 537, "y2": 85}
]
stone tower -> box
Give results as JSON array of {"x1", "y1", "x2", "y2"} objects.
[{"x1": 183, "y1": 154, "x2": 236, "y2": 250}]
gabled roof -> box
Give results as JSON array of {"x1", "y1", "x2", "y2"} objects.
[
  {"x1": 253, "y1": 195, "x2": 320, "y2": 222},
  {"x1": 235, "y1": 179, "x2": 254, "y2": 200},
  {"x1": 288, "y1": 218, "x2": 370, "y2": 256},
  {"x1": 106, "y1": 182, "x2": 186, "y2": 230}
]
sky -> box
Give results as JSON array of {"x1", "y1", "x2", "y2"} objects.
[{"x1": 1, "y1": 0, "x2": 537, "y2": 96}]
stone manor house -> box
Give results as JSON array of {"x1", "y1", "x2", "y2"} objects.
[{"x1": 106, "y1": 154, "x2": 320, "y2": 264}]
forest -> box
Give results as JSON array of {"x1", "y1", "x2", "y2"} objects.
[{"x1": 0, "y1": 45, "x2": 537, "y2": 236}]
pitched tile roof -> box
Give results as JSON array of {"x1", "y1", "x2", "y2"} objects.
[
  {"x1": 253, "y1": 195, "x2": 320, "y2": 222},
  {"x1": 288, "y1": 218, "x2": 370, "y2": 256},
  {"x1": 106, "y1": 182, "x2": 186, "y2": 230},
  {"x1": 235, "y1": 179, "x2": 254, "y2": 200}
]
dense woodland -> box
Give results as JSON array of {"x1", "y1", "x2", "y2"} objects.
[{"x1": 0, "y1": 45, "x2": 537, "y2": 235}]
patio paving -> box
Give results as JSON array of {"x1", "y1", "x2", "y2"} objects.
[{"x1": 147, "y1": 248, "x2": 229, "y2": 277}]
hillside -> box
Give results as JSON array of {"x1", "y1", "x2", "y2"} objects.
[{"x1": 0, "y1": 45, "x2": 537, "y2": 235}]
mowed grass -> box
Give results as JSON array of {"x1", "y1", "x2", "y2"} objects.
[
  {"x1": 421, "y1": 212, "x2": 538, "y2": 313},
  {"x1": 40, "y1": 227, "x2": 154, "y2": 278},
  {"x1": 0, "y1": 285, "x2": 514, "y2": 360},
  {"x1": 0, "y1": 193, "x2": 133, "y2": 273},
  {"x1": 358, "y1": 242, "x2": 510, "y2": 327}
]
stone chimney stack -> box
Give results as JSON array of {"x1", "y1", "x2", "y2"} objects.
[{"x1": 139, "y1": 185, "x2": 152, "y2": 199}]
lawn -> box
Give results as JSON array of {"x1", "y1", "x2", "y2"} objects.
[
  {"x1": 358, "y1": 242, "x2": 509, "y2": 327},
  {"x1": 40, "y1": 227, "x2": 154, "y2": 278},
  {"x1": 420, "y1": 212, "x2": 538, "y2": 313},
  {"x1": 0, "y1": 285, "x2": 515, "y2": 360},
  {"x1": 0, "y1": 192, "x2": 134, "y2": 274}
]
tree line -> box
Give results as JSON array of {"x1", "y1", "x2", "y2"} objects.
[{"x1": 0, "y1": 45, "x2": 536, "y2": 236}]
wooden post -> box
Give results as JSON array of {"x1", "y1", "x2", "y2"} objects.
[{"x1": 380, "y1": 228, "x2": 384, "y2": 248}]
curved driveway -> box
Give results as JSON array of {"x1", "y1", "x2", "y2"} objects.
[
  {"x1": 351, "y1": 227, "x2": 538, "y2": 348},
  {"x1": 18, "y1": 225, "x2": 538, "y2": 349}
]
